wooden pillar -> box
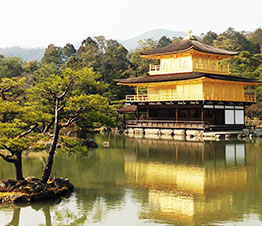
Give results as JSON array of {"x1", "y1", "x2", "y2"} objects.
[
  {"x1": 201, "y1": 105, "x2": 204, "y2": 122},
  {"x1": 175, "y1": 107, "x2": 178, "y2": 123},
  {"x1": 212, "y1": 108, "x2": 215, "y2": 125}
]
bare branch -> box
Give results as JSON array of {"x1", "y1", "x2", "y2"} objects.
[
  {"x1": 57, "y1": 76, "x2": 76, "y2": 100},
  {"x1": 3, "y1": 145, "x2": 15, "y2": 155},
  {"x1": 1, "y1": 87, "x2": 12, "y2": 93},
  {"x1": 0, "y1": 152, "x2": 16, "y2": 163},
  {"x1": 61, "y1": 117, "x2": 77, "y2": 128},
  {"x1": 42, "y1": 118, "x2": 55, "y2": 134},
  {"x1": 57, "y1": 105, "x2": 65, "y2": 112},
  {"x1": 0, "y1": 87, "x2": 11, "y2": 101},
  {"x1": 18, "y1": 123, "x2": 38, "y2": 138}
]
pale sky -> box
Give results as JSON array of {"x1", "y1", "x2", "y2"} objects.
[{"x1": 0, "y1": 0, "x2": 261, "y2": 48}]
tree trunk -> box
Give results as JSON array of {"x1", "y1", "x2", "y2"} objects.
[
  {"x1": 2, "y1": 112, "x2": 7, "y2": 123},
  {"x1": 43, "y1": 206, "x2": 52, "y2": 226},
  {"x1": 14, "y1": 152, "x2": 24, "y2": 181},
  {"x1": 8, "y1": 208, "x2": 21, "y2": 226},
  {"x1": 41, "y1": 99, "x2": 60, "y2": 184}
]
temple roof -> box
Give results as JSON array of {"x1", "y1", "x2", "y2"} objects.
[
  {"x1": 115, "y1": 73, "x2": 262, "y2": 84},
  {"x1": 140, "y1": 39, "x2": 239, "y2": 57},
  {"x1": 117, "y1": 105, "x2": 137, "y2": 113}
]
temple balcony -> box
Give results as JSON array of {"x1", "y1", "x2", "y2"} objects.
[
  {"x1": 125, "y1": 93, "x2": 256, "y2": 103},
  {"x1": 149, "y1": 63, "x2": 230, "y2": 75}
]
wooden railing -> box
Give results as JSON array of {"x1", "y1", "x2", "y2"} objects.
[
  {"x1": 126, "y1": 93, "x2": 256, "y2": 103},
  {"x1": 193, "y1": 63, "x2": 229, "y2": 74},
  {"x1": 126, "y1": 120, "x2": 210, "y2": 129},
  {"x1": 126, "y1": 93, "x2": 205, "y2": 102},
  {"x1": 149, "y1": 63, "x2": 230, "y2": 75}
]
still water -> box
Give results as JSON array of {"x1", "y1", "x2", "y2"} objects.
[{"x1": 1, "y1": 134, "x2": 262, "y2": 226}]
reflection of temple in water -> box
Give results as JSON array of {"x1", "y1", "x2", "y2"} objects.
[{"x1": 124, "y1": 138, "x2": 250, "y2": 225}]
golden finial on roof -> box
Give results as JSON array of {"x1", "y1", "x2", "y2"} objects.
[{"x1": 184, "y1": 30, "x2": 194, "y2": 40}]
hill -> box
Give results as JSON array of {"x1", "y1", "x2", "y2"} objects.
[
  {"x1": 0, "y1": 29, "x2": 187, "y2": 61},
  {"x1": 0, "y1": 47, "x2": 45, "y2": 62},
  {"x1": 119, "y1": 28, "x2": 187, "y2": 50}
]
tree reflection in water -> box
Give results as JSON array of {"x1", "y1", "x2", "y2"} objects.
[
  {"x1": 6, "y1": 208, "x2": 20, "y2": 226},
  {"x1": 2, "y1": 135, "x2": 262, "y2": 226}
]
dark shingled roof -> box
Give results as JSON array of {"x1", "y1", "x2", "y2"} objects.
[
  {"x1": 117, "y1": 105, "x2": 137, "y2": 113},
  {"x1": 140, "y1": 39, "x2": 239, "y2": 56},
  {"x1": 115, "y1": 73, "x2": 262, "y2": 84}
]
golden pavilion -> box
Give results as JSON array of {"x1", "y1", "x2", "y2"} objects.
[{"x1": 116, "y1": 35, "x2": 262, "y2": 136}]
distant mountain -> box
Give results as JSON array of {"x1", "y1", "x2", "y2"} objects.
[
  {"x1": 0, "y1": 29, "x2": 187, "y2": 61},
  {"x1": 119, "y1": 29, "x2": 187, "y2": 51},
  {"x1": 0, "y1": 47, "x2": 45, "y2": 62}
]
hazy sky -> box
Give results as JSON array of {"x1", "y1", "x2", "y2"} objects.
[{"x1": 0, "y1": 0, "x2": 261, "y2": 48}]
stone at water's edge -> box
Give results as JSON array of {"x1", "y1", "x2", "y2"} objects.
[
  {"x1": 81, "y1": 138, "x2": 98, "y2": 148},
  {"x1": 0, "y1": 177, "x2": 74, "y2": 204}
]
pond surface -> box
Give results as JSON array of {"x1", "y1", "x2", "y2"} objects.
[{"x1": 1, "y1": 134, "x2": 262, "y2": 226}]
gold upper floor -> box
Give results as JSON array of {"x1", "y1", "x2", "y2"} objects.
[
  {"x1": 145, "y1": 51, "x2": 232, "y2": 75},
  {"x1": 125, "y1": 77, "x2": 257, "y2": 103}
]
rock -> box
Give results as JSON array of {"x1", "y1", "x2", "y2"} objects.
[
  {"x1": 0, "y1": 179, "x2": 17, "y2": 188},
  {"x1": 30, "y1": 189, "x2": 56, "y2": 202},
  {"x1": 0, "y1": 177, "x2": 74, "y2": 204},
  {"x1": 81, "y1": 138, "x2": 98, "y2": 149},
  {"x1": 30, "y1": 182, "x2": 45, "y2": 193},
  {"x1": 102, "y1": 141, "x2": 110, "y2": 147},
  {"x1": 13, "y1": 195, "x2": 29, "y2": 203}
]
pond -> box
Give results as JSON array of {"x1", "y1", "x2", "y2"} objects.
[{"x1": 1, "y1": 134, "x2": 262, "y2": 226}]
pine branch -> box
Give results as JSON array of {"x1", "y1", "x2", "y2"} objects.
[
  {"x1": 18, "y1": 123, "x2": 38, "y2": 138},
  {"x1": 61, "y1": 107, "x2": 84, "y2": 128},
  {"x1": 3, "y1": 144, "x2": 15, "y2": 155},
  {"x1": 57, "y1": 76, "x2": 76, "y2": 100},
  {"x1": 0, "y1": 87, "x2": 11, "y2": 101},
  {"x1": 62, "y1": 117, "x2": 78, "y2": 128},
  {"x1": 43, "y1": 118, "x2": 55, "y2": 133},
  {"x1": 0, "y1": 152, "x2": 16, "y2": 163}
]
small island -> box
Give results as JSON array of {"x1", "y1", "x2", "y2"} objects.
[{"x1": 0, "y1": 177, "x2": 74, "y2": 203}]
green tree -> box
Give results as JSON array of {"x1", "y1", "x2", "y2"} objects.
[
  {"x1": 202, "y1": 31, "x2": 218, "y2": 45},
  {"x1": 0, "y1": 56, "x2": 24, "y2": 78},
  {"x1": 23, "y1": 60, "x2": 40, "y2": 74},
  {"x1": 128, "y1": 38, "x2": 158, "y2": 78},
  {"x1": 0, "y1": 77, "x2": 27, "y2": 123},
  {"x1": 0, "y1": 120, "x2": 39, "y2": 180},
  {"x1": 213, "y1": 27, "x2": 259, "y2": 53},
  {"x1": 33, "y1": 62, "x2": 60, "y2": 82},
  {"x1": 157, "y1": 36, "x2": 172, "y2": 47},
  {"x1": 76, "y1": 37, "x2": 102, "y2": 69},
  {"x1": 62, "y1": 43, "x2": 76, "y2": 61},
  {"x1": 30, "y1": 67, "x2": 113, "y2": 183},
  {"x1": 42, "y1": 44, "x2": 63, "y2": 66},
  {"x1": 0, "y1": 77, "x2": 39, "y2": 180},
  {"x1": 0, "y1": 66, "x2": 115, "y2": 182},
  {"x1": 249, "y1": 28, "x2": 262, "y2": 54}
]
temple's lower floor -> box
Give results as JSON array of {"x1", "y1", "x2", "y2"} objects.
[{"x1": 120, "y1": 102, "x2": 248, "y2": 134}]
